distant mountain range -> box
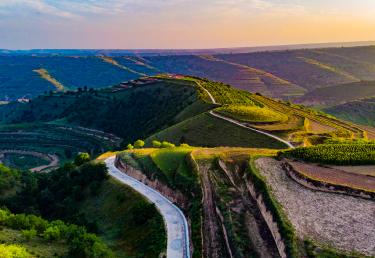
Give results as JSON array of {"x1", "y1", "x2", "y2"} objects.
[{"x1": 1, "y1": 41, "x2": 374, "y2": 56}]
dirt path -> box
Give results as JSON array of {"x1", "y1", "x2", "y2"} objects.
[{"x1": 256, "y1": 157, "x2": 375, "y2": 256}]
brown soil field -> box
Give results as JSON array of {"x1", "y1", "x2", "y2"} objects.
[
  {"x1": 330, "y1": 165, "x2": 375, "y2": 177},
  {"x1": 255, "y1": 157, "x2": 375, "y2": 256},
  {"x1": 288, "y1": 161, "x2": 375, "y2": 192}
]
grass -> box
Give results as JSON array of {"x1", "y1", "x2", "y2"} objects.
[
  {"x1": 216, "y1": 105, "x2": 288, "y2": 123},
  {"x1": 146, "y1": 113, "x2": 289, "y2": 149},
  {"x1": 79, "y1": 178, "x2": 166, "y2": 258},
  {"x1": 0, "y1": 227, "x2": 68, "y2": 257}
]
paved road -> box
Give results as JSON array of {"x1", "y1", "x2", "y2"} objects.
[
  {"x1": 196, "y1": 80, "x2": 294, "y2": 149},
  {"x1": 209, "y1": 111, "x2": 294, "y2": 149},
  {"x1": 105, "y1": 157, "x2": 190, "y2": 258}
]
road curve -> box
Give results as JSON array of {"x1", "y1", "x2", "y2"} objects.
[
  {"x1": 105, "y1": 156, "x2": 190, "y2": 258},
  {"x1": 195, "y1": 79, "x2": 294, "y2": 149},
  {"x1": 209, "y1": 111, "x2": 295, "y2": 149}
]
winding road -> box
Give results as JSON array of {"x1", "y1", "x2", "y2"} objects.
[
  {"x1": 105, "y1": 157, "x2": 190, "y2": 258},
  {"x1": 103, "y1": 81, "x2": 293, "y2": 258},
  {"x1": 199, "y1": 81, "x2": 294, "y2": 149}
]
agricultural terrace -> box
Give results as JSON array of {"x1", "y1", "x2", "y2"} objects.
[
  {"x1": 249, "y1": 94, "x2": 366, "y2": 139},
  {"x1": 216, "y1": 105, "x2": 288, "y2": 123},
  {"x1": 256, "y1": 157, "x2": 375, "y2": 257},
  {"x1": 0, "y1": 123, "x2": 120, "y2": 168},
  {"x1": 281, "y1": 144, "x2": 375, "y2": 165}
]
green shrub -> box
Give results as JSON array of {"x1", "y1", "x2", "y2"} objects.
[
  {"x1": 74, "y1": 153, "x2": 91, "y2": 166},
  {"x1": 127, "y1": 144, "x2": 134, "y2": 150},
  {"x1": 161, "y1": 141, "x2": 175, "y2": 148},
  {"x1": 152, "y1": 140, "x2": 162, "y2": 148},
  {"x1": 0, "y1": 244, "x2": 30, "y2": 258},
  {"x1": 134, "y1": 140, "x2": 145, "y2": 148}
]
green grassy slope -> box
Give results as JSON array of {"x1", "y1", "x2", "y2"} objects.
[
  {"x1": 79, "y1": 178, "x2": 166, "y2": 258},
  {"x1": 146, "y1": 113, "x2": 288, "y2": 149},
  {"x1": 0, "y1": 78, "x2": 211, "y2": 144},
  {"x1": 325, "y1": 97, "x2": 375, "y2": 127}
]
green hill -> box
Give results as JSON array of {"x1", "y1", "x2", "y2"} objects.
[
  {"x1": 325, "y1": 97, "x2": 375, "y2": 127},
  {"x1": 297, "y1": 81, "x2": 375, "y2": 106}
]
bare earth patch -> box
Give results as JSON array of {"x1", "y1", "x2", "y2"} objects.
[
  {"x1": 255, "y1": 157, "x2": 375, "y2": 256},
  {"x1": 330, "y1": 165, "x2": 375, "y2": 177}
]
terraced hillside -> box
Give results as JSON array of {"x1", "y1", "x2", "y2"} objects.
[
  {"x1": 0, "y1": 123, "x2": 119, "y2": 170},
  {"x1": 3, "y1": 45, "x2": 375, "y2": 104},
  {"x1": 297, "y1": 81, "x2": 375, "y2": 106},
  {"x1": 116, "y1": 146, "x2": 373, "y2": 258}
]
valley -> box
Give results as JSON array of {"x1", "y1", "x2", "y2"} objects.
[{"x1": 0, "y1": 51, "x2": 374, "y2": 258}]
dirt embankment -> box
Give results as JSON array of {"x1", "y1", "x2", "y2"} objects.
[
  {"x1": 256, "y1": 157, "x2": 375, "y2": 256},
  {"x1": 115, "y1": 158, "x2": 189, "y2": 209},
  {"x1": 195, "y1": 157, "x2": 282, "y2": 258}
]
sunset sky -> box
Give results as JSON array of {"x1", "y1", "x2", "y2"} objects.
[{"x1": 1, "y1": 0, "x2": 375, "y2": 49}]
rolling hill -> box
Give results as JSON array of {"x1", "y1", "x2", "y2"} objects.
[{"x1": 3, "y1": 45, "x2": 375, "y2": 107}]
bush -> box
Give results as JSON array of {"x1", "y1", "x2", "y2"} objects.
[
  {"x1": 74, "y1": 153, "x2": 91, "y2": 166},
  {"x1": 152, "y1": 140, "x2": 162, "y2": 148},
  {"x1": 134, "y1": 140, "x2": 145, "y2": 148},
  {"x1": 43, "y1": 226, "x2": 61, "y2": 241},
  {"x1": 127, "y1": 144, "x2": 134, "y2": 150},
  {"x1": 0, "y1": 244, "x2": 30, "y2": 258},
  {"x1": 161, "y1": 141, "x2": 175, "y2": 148}
]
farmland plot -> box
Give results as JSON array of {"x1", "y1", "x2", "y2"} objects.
[{"x1": 255, "y1": 157, "x2": 375, "y2": 256}]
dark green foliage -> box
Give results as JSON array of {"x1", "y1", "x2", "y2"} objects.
[
  {"x1": 0, "y1": 79, "x2": 201, "y2": 144},
  {"x1": 281, "y1": 144, "x2": 375, "y2": 165},
  {"x1": 74, "y1": 153, "x2": 91, "y2": 166},
  {"x1": 0, "y1": 208, "x2": 113, "y2": 258}
]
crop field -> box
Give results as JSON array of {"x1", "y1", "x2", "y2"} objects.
[
  {"x1": 281, "y1": 144, "x2": 375, "y2": 165},
  {"x1": 287, "y1": 160, "x2": 375, "y2": 192},
  {"x1": 256, "y1": 157, "x2": 375, "y2": 256},
  {"x1": 330, "y1": 165, "x2": 375, "y2": 177},
  {"x1": 216, "y1": 105, "x2": 288, "y2": 123}
]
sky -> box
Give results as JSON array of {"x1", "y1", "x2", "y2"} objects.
[{"x1": 0, "y1": 0, "x2": 375, "y2": 49}]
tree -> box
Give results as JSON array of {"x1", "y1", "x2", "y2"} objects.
[
  {"x1": 74, "y1": 153, "x2": 91, "y2": 166},
  {"x1": 152, "y1": 140, "x2": 161, "y2": 148},
  {"x1": 134, "y1": 140, "x2": 145, "y2": 149},
  {"x1": 127, "y1": 144, "x2": 134, "y2": 150},
  {"x1": 43, "y1": 226, "x2": 61, "y2": 241}
]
